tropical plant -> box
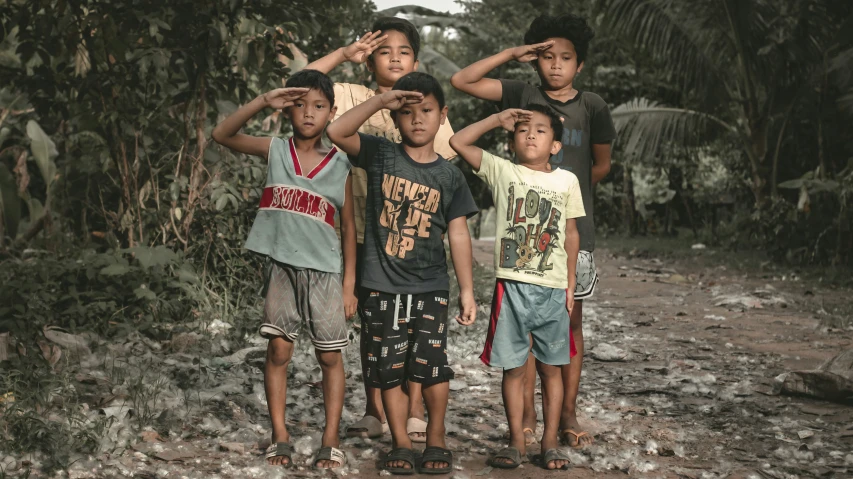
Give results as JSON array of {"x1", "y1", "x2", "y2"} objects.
[{"x1": 598, "y1": 0, "x2": 853, "y2": 205}]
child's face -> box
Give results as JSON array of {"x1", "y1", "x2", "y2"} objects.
[
  {"x1": 368, "y1": 30, "x2": 419, "y2": 88},
  {"x1": 286, "y1": 88, "x2": 336, "y2": 139},
  {"x1": 512, "y1": 111, "x2": 562, "y2": 166},
  {"x1": 535, "y1": 37, "x2": 583, "y2": 90},
  {"x1": 393, "y1": 93, "x2": 447, "y2": 148}
]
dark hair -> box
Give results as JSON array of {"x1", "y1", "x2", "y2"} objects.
[
  {"x1": 284, "y1": 69, "x2": 335, "y2": 107},
  {"x1": 523, "y1": 13, "x2": 595, "y2": 64},
  {"x1": 517, "y1": 103, "x2": 563, "y2": 141},
  {"x1": 392, "y1": 72, "x2": 445, "y2": 109},
  {"x1": 371, "y1": 16, "x2": 420, "y2": 59}
]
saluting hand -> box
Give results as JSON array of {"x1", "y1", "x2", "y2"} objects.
[
  {"x1": 509, "y1": 40, "x2": 556, "y2": 63},
  {"x1": 262, "y1": 87, "x2": 310, "y2": 110},
  {"x1": 378, "y1": 90, "x2": 424, "y2": 110},
  {"x1": 342, "y1": 30, "x2": 388, "y2": 64},
  {"x1": 496, "y1": 108, "x2": 534, "y2": 131}
]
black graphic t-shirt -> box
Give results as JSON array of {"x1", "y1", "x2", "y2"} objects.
[
  {"x1": 500, "y1": 80, "x2": 617, "y2": 252},
  {"x1": 352, "y1": 134, "x2": 478, "y2": 294}
]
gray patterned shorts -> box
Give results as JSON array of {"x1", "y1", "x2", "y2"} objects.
[
  {"x1": 259, "y1": 261, "x2": 349, "y2": 351},
  {"x1": 574, "y1": 251, "x2": 599, "y2": 300}
]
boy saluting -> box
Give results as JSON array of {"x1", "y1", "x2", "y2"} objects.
[{"x1": 328, "y1": 72, "x2": 477, "y2": 475}]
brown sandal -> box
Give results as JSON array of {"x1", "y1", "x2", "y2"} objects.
[
  {"x1": 523, "y1": 427, "x2": 538, "y2": 446},
  {"x1": 560, "y1": 429, "x2": 592, "y2": 448}
]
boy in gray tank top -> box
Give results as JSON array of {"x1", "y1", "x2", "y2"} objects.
[{"x1": 212, "y1": 70, "x2": 356, "y2": 470}]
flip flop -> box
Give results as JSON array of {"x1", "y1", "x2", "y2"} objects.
[
  {"x1": 523, "y1": 427, "x2": 538, "y2": 446},
  {"x1": 384, "y1": 447, "x2": 416, "y2": 475},
  {"x1": 560, "y1": 428, "x2": 592, "y2": 448},
  {"x1": 264, "y1": 442, "x2": 293, "y2": 467},
  {"x1": 419, "y1": 446, "x2": 452, "y2": 475},
  {"x1": 541, "y1": 448, "x2": 571, "y2": 470},
  {"x1": 345, "y1": 415, "x2": 388, "y2": 438},
  {"x1": 488, "y1": 446, "x2": 523, "y2": 469},
  {"x1": 406, "y1": 417, "x2": 427, "y2": 443},
  {"x1": 312, "y1": 446, "x2": 346, "y2": 469}
]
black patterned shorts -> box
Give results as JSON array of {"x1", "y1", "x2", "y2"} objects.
[
  {"x1": 259, "y1": 260, "x2": 348, "y2": 351},
  {"x1": 359, "y1": 289, "x2": 454, "y2": 390}
]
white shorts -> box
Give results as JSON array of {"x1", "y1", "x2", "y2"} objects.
[{"x1": 574, "y1": 251, "x2": 598, "y2": 300}]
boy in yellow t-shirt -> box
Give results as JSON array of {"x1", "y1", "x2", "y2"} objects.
[
  {"x1": 304, "y1": 16, "x2": 455, "y2": 443},
  {"x1": 450, "y1": 104, "x2": 584, "y2": 471}
]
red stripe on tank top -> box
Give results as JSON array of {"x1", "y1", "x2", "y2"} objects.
[{"x1": 258, "y1": 185, "x2": 336, "y2": 228}]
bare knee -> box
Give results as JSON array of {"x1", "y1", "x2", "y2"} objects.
[
  {"x1": 315, "y1": 349, "x2": 342, "y2": 369},
  {"x1": 504, "y1": 364, "x2": 527, "y2": 381},
  {"x1": 536, "y1": 362, "x2": 561, "y2": 380},
  {"x1": 267, "y1": 338, "x2": 293, "y2": 367}
]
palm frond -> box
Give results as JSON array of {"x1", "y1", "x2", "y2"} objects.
[
  {"x1": 612, "y1": 98, "x2": 734, "y2": 161},
  {"x1": 597, "y1": 0, "x2": 730, "y2": 95}
]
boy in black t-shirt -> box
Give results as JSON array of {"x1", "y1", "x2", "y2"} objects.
[
  {"x1": 451, "y1": 13, "x2": 616, "y2": 451},
  {"x1": 328, "y1": 72, "x2": 478, "y2": 475}
]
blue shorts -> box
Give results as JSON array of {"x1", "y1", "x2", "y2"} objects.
[{"x1": 480, "y1": 279, "x2": 575, "y2": 369}]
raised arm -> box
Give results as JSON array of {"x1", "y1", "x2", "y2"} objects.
[
  {"x1": 303, "y1": 31, "x2": 388, "y2": 74},
  {"x1": 449, "y1": 41, "x2": 554, "y2": 101},
  {"x1": 326, "y1": 90, "x2": 424, "y2": 156},
  {"x1": 449, "y1": 109, "x2": 533, "y2": 170},
  {"x1": 211, "y1": 87, "x2": 308, "y2": 158}
]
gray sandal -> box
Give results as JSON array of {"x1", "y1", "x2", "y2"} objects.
[
  {"x1": 265, "y1": 442, "x2": 293, "y2": 467},
  {"x1": 489, "y1": 446, "x2": 523, "y2": 469},
  {"x1": 313, "y1": 446, "x2": 346, "y2": 469},
  {"x1": 384, "y1": 447, "x2": 416, "y2": 475},
  {"x1": 541, "y1": 448, "x2": 571, "y2": 470}
]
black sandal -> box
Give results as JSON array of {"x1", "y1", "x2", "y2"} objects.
[
  {"x1": 489, "y1": 446, "x2": 523, "y2": 469},
  {"x1": 264, "y1": 442, "x2": 293, "y2": 467},
  {"x1": 384, "y1": 447, "x2": 416, "y2": 475},
  {"x1": 419, "y1": 446, "x2": 453, "y2": 475},
  {"x1": 313, "y1": 446, "x2": 346, "y2": 469}
]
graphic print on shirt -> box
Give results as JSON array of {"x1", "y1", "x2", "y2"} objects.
[
  {"x1": 550, "y1": 125, "x2": 583, "y2": 167},
  {"x1": 500, "y1": 182, "x2": 564, "y2": 277},
  {"x1": 379, "y1": 174, "x2": 441, "y2": 259}
]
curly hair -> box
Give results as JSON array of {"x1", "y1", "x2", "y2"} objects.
[{"x1": 523, "y1": 13, "x2": 596, "y2": 64}]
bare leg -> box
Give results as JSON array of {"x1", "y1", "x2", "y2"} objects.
[
  {"x1": 407, "y1": 380, "x2": 426, "y2": 441},
  {"x1": 493, "y1": 362, "x2": 528, "y2": 466},
  {"x1": 264, "y1": 337, "x2": 294, "y2": 466},
  {"x1": 560, "y1": 300, "x2": 593, "y2": 447},
  {"x1": 521, "y1": 347, "x2": 538, "y2": 443},
  {"x1": 421, "y1": 381, "x2": 451, "y2": 469},
  {"x1": 382, "y1": 385, "x2": 413, "y2": 470},
  {"x1": 314, "y1": 349, "x2": 344, "y2": 468},
  {"x1": 538, "y1": 360, "x2": 569, "y2": 469}
]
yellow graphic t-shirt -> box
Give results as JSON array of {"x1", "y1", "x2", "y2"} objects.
[
  {"x1": 475, "y1": 151, "x2": 586, "y2": 289},
  {"x1": 332, "y1": 83, "x2": 456, "y2": 243}
]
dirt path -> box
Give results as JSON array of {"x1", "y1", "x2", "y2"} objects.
[{"x1": 48, "y1": 241, "x2": 852, "y2": 478}]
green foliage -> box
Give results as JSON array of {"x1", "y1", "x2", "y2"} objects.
[
  {"x1": 0, "y1": 355, "x2": 112, "y2": 473},
  {"x1": 0, "y1": 246, "x2": 204, "y2": 340}
]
